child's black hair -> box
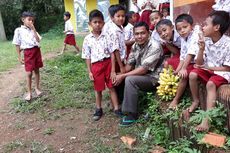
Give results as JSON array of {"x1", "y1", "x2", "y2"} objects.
[
  {"x1": 64, "y1": 11, "x2": 71, "y2": 18},
  {"x1": 89, "y1": 9, "x2": 104, "y2": 22},
  {"x1": 156, "y1": 19, "x2": 173, "y2": 30},
  {"x1": 21, "y1": 11, "x2": 35, "y2": 18},
  {"x1": 109, "y1": 4, "x2": 126, "y2": 17},
  {"x1": 134, "y1": 21, "x2": 149, "y2": 32},
  {"x1": 151, "y1": 10, "x2": 163, "y2": 18},
  {"x1": 209, "y1": 10, "x2": 230, "y2": 35},
  {"x1": 175, "y1": 13, "x2": 193, "y2": 25},
  {"x1": 108, "y1": 5, "x2": 116, "y2": 16},
  {"x1": 126, "y1": 11, "x2": 135, "y2": 21}
]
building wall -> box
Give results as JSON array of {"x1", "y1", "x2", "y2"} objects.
[
  {"x1": 64, "y1": 0, "x2": 119, "y2": 32},
  {"x1": 64, "y1": 0, "x2": 77, "y2": 32}
]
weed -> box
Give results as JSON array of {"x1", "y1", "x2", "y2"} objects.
[
  {"x1": 43, "y1": 128, "x2": 55, "y2": 135},
  {"x1": 3, "y1": 140, "x2": 24, "y2": 152}
]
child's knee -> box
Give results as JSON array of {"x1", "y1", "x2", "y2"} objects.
[
  {"x1": 206, "y1": 81, "x2": 216, "y2": 89},
  {"x1": 164, "y1": 61, "x2": 168, "y2": 68},
  {"x1": 26, "y1": 72, "x2": 32, "y2": 77},
  {"x1": 189, "y1": 72, "x2": 198, "y2": 81}
]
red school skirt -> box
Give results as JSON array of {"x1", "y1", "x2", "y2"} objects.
[
  {"x1": 24, "y1": 46, "x2": 43, "y2": 72},
  {"x1": 64, "y1": 34, "x2": 76, "y2": 46}
]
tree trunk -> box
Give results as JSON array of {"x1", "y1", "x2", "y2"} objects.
[{"x1": 0, "y1": 11, "x2": 6, "y2": 41}]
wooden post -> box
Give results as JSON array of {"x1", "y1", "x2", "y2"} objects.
[{"x1": 0, "y1": 11, "x2": 6, "y2": 41}]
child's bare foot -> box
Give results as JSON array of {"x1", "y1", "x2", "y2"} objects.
[
  {"x1": 58, "y1": 52, "x2": 63, "y2": 56},
  {"x1": 168, "y1": 99, "x2": 178, "y2": 110},
  {"x1": 196, "y1": 118, "x2": 209, "y2": 132},
  {"x1": 24, "y1": 93, "x2": 32, "y2": 101},
  {"x1": 182, "y1": 102, "x2": 199, "y2": 121},
  {"x1": 35, "y1": 89, "x2": 43, "y2": 97}
]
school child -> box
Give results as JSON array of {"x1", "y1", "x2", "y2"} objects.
[
  {"x1": 158, "y1": 0, "x2": 170, "y2": 13},
  {"x1": 103, "y1": 5, "x2": 115, "y2": 34},
  {"x1": 82, "y1": 9, "x2": 122, "y2": 121},
  {"x1": 131, "y1": 0, "x2": 141, "y2": 22},
  {"x1": 162, "y1": 7, "x2": 170, "y2": 20},
  {"x1": 149, "y1": 10, "x2": 163, "y2": 31},
  {"x1": 106, "y1": 4, "x2": 126, "y2": 75},
  {"x1": 124, "y1": 11, "x2": 136, "y2": 59},
  {"x1": 188, "y1": 11, "x2": 230, "y2": 131},
  {"x1": 156, "y1": 19, "x2": 181, "y2": 70},
  {"x1": 59, "y1": 11, "x2": 80, "y2": 55},
  {"x1": 139, "y1": 0, "x2": 156, "y2": 27},
  {"x1": 106, "y1": 4, "x2": 127, "y2": 104},
  {"x1": 12, "y1": 11, "x2": 43, "y2": 101},
  {"x1": 168, "y1": 14, "x2": 200, "y2": 109}
]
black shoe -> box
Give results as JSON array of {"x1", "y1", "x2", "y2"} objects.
[
  {"x1": 93, "y1": 108, "x2": 103, "y2": 121},
  {"x1": 119, "y1": 114, "x2": 138, "y2": 127},
  {"x1": 114, "y1": 109, "x2": 123, "y2": 118}
]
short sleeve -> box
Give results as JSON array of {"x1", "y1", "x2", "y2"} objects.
[
  {"x1": 81, "y1": 37, "x2": 91, "y2": 59},
  {"x1": 223, "y1": 46, "x2": 230, "y2": 66},
  {"x1": 187, "y1": 32, "x2": 199, "y2": 56},
  {"x1": 12, "y1": 28, "x2": 21, "y2": 45},
  {"x1": 108, "y1": 30, "x2": 120, "y2": 53}
]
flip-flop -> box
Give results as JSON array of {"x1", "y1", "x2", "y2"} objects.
[{"x1": 119, "y1": 116, "x2": 136, "y2": 127}]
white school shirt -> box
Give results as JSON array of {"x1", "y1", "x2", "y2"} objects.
[
  {"x1": 82, "y1": 32, "x2": 111, "y2": 64},
  {"x1": 171, "y1": 30, "x2": 181, "y2": 48},
  {"x1": 124, "y1": 23, "x2": 134, "y2": 41},
  {"x1": 106, "y1": 22, "x2": 126, "y2": 60},
  {"x1": 151, "y1": 30, "x2": 165, "y2": 44},
  {"x1": 102, "y1": 19, "x2": 113, "y2": 34},
  {"x1": 212, "y1": 0, "x2": 230, "y2": 13},
  {"x1": 12, "y1": 25, "x2": 40, "y2": 50},
  {"x1": 203, "y1": 35, "x2": 230, "y2": 82},
  {"x1": 141, "y1": 0, "x2": 159, "y2": 11},
  {"x1": 179, "y1": 27, "x2": 200, "y2": 61},
  {"x1": 65, "y1": 19, "x2": 74, "y2": 35}
]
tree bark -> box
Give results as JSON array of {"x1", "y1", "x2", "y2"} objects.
[{"x1": 0, "y1": 11, "x2": 6, "y2": 41}]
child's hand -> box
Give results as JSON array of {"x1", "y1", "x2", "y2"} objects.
[
  {"x1": 88, "y1": 72, "x2": 94, "y2": 81},
  {"x1": 18, "y1": 57, "x2": 24, "y2": 64},
  {"x1": 114, "y1": 74, "x2": 125, "y2": 86},
  {"x1": 178, "y1": 68, "x2": 188, "y2": 79},
  {"x1": 110, "y1": 72, "x2": 116, "y2": 84},
  {"x1": 28, "y1": 23, "x2": 35, "y2": 31}
]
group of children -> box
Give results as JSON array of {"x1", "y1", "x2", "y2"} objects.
[{"x1": 12, "y1": 3, "x2": 230, "y2": 131}]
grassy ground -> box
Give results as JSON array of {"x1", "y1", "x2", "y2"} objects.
[{"x1": 0, "y1": 25, "x2": 84, "y2": 72}]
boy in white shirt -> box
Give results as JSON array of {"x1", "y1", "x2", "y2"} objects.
[
  {"x1": 188, "y1": 11, "x2": 230, "y2": 131},
  {"x1": 12, "y1": 11, "x2": 43, "y2": 101},
  {"x1": 169, "y1": 14, "x2": 200, "y2": 109},
  {"x1": 124, "y1": 11, "x2": 136, "y2": 59},
  {"x1": 59, "y1": 11, "x2": 80, "y2": 55},
  {"x1": 82, "y1": 10, "x2": 122, "y2": 121}
]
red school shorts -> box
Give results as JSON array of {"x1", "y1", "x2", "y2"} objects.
[
  {"x1": 91, "y1": 58, "x2": 113, "y2": 91},
  {"x1": 191, "y1": 68, "x2": 228, "y2": 88},
  {"x1": 24, "y1": 47, "x2": 43, "y2": 72},
  {"x1": 166, "y1": 53, "x2": 180, "y2": 70},
  {"x1": 64, "y1": 34, "x2": 76, "y2": 46}
]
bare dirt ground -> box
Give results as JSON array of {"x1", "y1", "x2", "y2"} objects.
[{"x1": 0, "y1": 53, "x2": 121, "y2": 153}]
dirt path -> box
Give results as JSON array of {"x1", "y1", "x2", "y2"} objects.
[{"x1": 0, "y1": 53, "x2": 93, "y2": 152}]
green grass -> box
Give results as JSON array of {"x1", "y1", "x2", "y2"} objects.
[
  {"x1": 10, "y1": 53, "x2": 94, "y2": 113},
  {"x1": 0, "y1": 23, "x2": 84, "y2": 72}
]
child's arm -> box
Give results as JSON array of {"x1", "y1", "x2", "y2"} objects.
[
  {"x1": 208, "y1": 66, "x2": 230, "y2": 71},
  {"x1": 28, "y1": 23, "x2": 40, "y2": 42},
  {"x1": 16, "y1": 45, "x2": 24, "y2": 64},
  {"x1": 195, "y1": 33, "x2": 205, "y2": 65},
  {"x1": 174, "y1": 60, "x2": 184, "y2": 74},
  {"x1": 85, "y1": 59, "x2": 94, "y2": 81},
  {"x1": 114, "y1": 50, "x2": 125, "y2": 74},
  {"x1": 178, "y1": 54, "x2": 194, "y2": 78},
  {"x1": 111, "y1": 52, "x2": 116, "y2": 83},
  {"x1": 165, "y1": 43, "x2": 179, "y2": 55}
]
